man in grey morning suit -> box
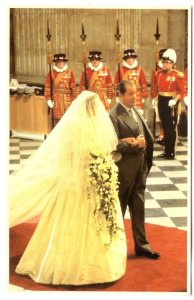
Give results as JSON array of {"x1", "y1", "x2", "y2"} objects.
[{"x1": 109, "y1": 80, "x2": 160, "y2": 259}]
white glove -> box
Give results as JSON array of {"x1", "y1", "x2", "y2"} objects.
[
  {"x1": 138, "y1": 109, "x2": 144, "y2": 116},
  {"x1": 47, "y1": 99, "x2": 54, "y2": 108},
  {"x1": 168, "y1": 99, "x2": 176, "y2": 107},
  {"x1": 142, "y1": 98, "x2": 145, "y2": 104},
  {"x1": 184, "y1": 96, "x2": 188, "y2": 106},
  {"x1": 152, "y1": 98, "x2": 157, "y2": 107},
  {"x1": 107, "y1": 98, "x2": 112, "y2": 104}
]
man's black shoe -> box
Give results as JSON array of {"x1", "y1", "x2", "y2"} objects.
[
  {"x1": 157, "y1": 152, "x2": 167, "y2": 158},
  {"x1": 166, "y1": 153, "x2": 175, "y2": 160},
  {"x1": 155, "y1": 136, "x2": 164, "y2": 145},
  {"x1": 157, "y1": 152, "x2": 175, "y2": 160},
  {"x1": 135, "y1": 250, "x2": 160, "y2": 259}
]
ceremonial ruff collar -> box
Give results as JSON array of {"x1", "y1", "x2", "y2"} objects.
[
  {"x1": 88, "y1": 62, "x2": 103, "y2": 72},
  {"x1": 123, "y1": 59, "x2": 138, "y2": 69},
  {"x1": 53, "y1": 64, "x2": 68, "y2": 73}
]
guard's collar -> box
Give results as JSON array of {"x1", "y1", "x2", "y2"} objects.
[
  {"x1": 88, "y1": 62, "x2": 103, "y2": 71},
  {"x1": 53, "y1": 64, "x2": 68, "y2": 73},
  {"x1": 123, "y1": 60, "x2": 138, "y2": 69}
]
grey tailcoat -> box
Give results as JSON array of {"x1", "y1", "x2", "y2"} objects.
[{"x1": 109, "y1": 103, "x2": 154, "y2": 251}]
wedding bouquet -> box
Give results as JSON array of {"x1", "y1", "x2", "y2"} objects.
[{"x1": 88, "y1": 151, "x2": 123, "y2": 245}]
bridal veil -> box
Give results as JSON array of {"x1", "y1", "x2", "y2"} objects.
[{"x1": 9, "y1": 91, "x2": 118, "y2": 227}]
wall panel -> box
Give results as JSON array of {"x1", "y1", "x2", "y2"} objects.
[{"x1": 10, "y1": 8, "x2": 188, "y2": 85}]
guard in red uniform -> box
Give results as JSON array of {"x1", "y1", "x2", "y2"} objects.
[
  {"x1": 114, "y1": 49, "x2": 148, "y2": 112},
  {"x1": 44, "y1": 53, "x2": 77, "y2": 127},
  {"x1": 79, "y1": 51, "x2": 114, "y2": 111},
  {"x1": 152, "y1": 48, "x2": 185, "y2": 159},
  {"x1": 151, "y1": 48, "x2": 167, "y2": 99},
  {"x1": 151, "y1": 48, "x2": 167, "y2": 144}
]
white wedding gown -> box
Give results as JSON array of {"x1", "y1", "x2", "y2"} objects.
[
  {"x1": 15, "y1": 177, "x2": 126, "y2": 285},
  {"x1": 10, "y1": 91, "x2": 127, "y2": 285}
]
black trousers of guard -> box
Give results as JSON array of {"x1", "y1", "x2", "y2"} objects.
[{"x1": 158, "y1": 95, "x2": 176, "y2": 156}]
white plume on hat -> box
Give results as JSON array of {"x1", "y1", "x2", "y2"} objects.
[{"x1": 162, "y1": 48, "x2": 177, "y2": 64}]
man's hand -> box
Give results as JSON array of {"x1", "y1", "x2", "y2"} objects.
[
  {"x1": 184, "y1": 96, "x2": 188, "y2": 106},
  {"x1": 168, "y1": 99, "x2": 176, "y2": 107},
  {"x1": 136, "y1": 134, "x2": 146, "y2": 149},
  {"x1": 47, "y1": 99, "x2": 54, "y2": 108},
  {"x1": 121, "y1": 137, "x2": 138, "y2": 147}
]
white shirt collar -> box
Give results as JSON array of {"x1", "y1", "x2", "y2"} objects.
[
  {"x1": 88, "y1": 61, "x2": 103, "y2": 72},
  {"x1": 122, "y1": 59, "x2": 138, "y2": 69}
]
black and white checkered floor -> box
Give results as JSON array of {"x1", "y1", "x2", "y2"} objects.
[
  {"x1": 9, "y1": 136, "x2": 188, "y2": 231},
  {"x1": 127, "y1": 137, "x2": 188, "y2": 230}
]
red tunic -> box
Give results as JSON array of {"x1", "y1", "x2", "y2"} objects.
[
  {"x1": 44, "y1": 69, "x2": 77, "y2": 123},
  {"x1": 114, "y1": 66, "x2": 148, "y2": 109},
  {"x1": 152, "y1": 69, "x2": 185, "y2": 100},
  {"x1": 79, "y1": 66, "x2": 114, "y2": 111}
]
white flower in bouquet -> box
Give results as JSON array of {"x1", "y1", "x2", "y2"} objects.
[{"x1": 87, "y1": 151, "x2": 123, "y2": 246}]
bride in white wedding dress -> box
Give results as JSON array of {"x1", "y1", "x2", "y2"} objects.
[{"x1": 9, "y1": 90, "x2": 127, "y2": 285}]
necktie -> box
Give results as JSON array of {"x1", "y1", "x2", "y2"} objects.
[
  {"x1": 128, "y1": 109, "x2": 133, "y2": 117},
  {"x1": 128, "y1": 108, "x2": 144, "y2": 135}
]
